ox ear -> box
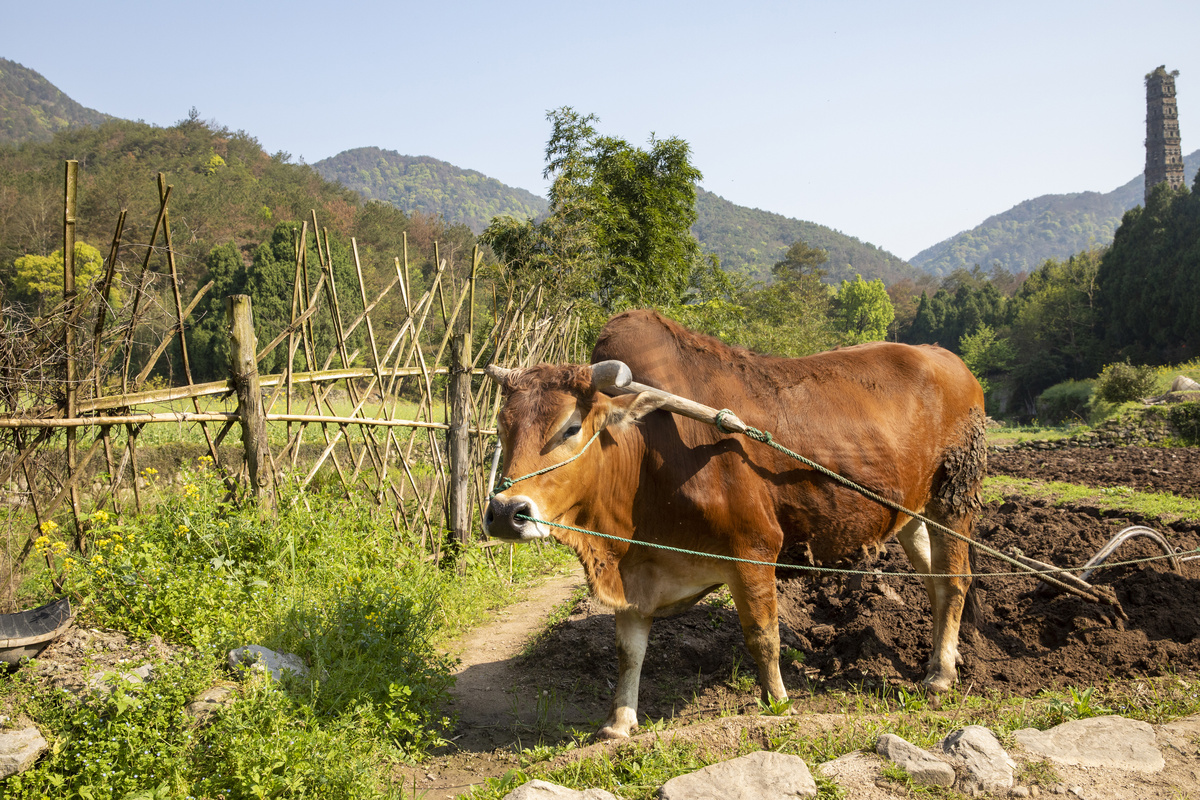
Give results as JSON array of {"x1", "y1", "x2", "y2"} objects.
[{"x1": 601, "y1": 390, "x2": 667, "y2": 432}]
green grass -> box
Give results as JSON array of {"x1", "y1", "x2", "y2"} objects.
[
  {"x1": 2, "y1": 461, "x2": 569, "y2": 799},
  {"x1": 984, "y1": 475, "x2": 1200, "y2": 527}
]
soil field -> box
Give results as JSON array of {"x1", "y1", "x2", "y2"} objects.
[{"x1": 515, "y1": 445, "x2": 1200, "y2": 728}]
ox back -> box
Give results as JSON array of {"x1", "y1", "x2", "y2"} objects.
[{"x1": 592, "y1": 309, "x2": 987, "y2": 569}]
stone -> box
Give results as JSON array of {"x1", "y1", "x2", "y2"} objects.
[
  {"x1": 228, "y1": 645, "x2": 308, "y2": 682},
  {"x1": 0, "y1": 727, "x2": 48, "y2": 778},
  {"x1": 1012, "y1": 715, "x2": 1164, "y2": 774},
  {"x1": 658, "y1": 750, "x2": 817, "y2": 799},
  {"x1": 185, "y1": 685, "x2": 237, "y2": 725},
  {"x1": 940, "y1": 725, "x2": 1015, "y2": 794},
  {"x1": 501, "y1": 779, "x2": 619, "y2": 800},
  {"x1": 876, "y1": 733, "x2": 956, "y2": 787}
]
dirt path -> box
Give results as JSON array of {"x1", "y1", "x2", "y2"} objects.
[{"x1": 395, "y1": 568, "x2": 588, "y2": 799}]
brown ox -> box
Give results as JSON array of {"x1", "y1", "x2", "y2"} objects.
[{"x1": 485, "y1": 310, "x2": 986, "y2": 738}]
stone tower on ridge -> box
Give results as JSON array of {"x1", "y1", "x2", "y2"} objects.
[{"x1": 1145, "y1": 65, "x2": 1184, "y2": 203}]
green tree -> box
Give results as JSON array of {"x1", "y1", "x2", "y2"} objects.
[
  {"x1": 958, "y1": 323, "x2": 1015, "y2": 395},
  {"x1": 833, "y1": 274, "x2": 894, "y2": 344},
  {"x1": 1007, "y1": 249, "x2": 1104, "y2": 398},
  {"x1": 11, "y1": 241, "x2": 106, "y2": 315},
  {"x1": 483, "y1": 107, "x2": 711, "y2": 312}
]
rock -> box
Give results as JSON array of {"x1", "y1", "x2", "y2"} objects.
[
  {"x1": 185, "y1": 685, "x2": 237, "y2": 725},
  {"x1": 228, "y1": 645, "x2": 308, "y2": 682},
  {"x1": 501, "y1": 779, "x2": 619, "y2": 799},
  {"x1": 0, "y1": 727, "x2": 48, "y2": 778},
  {"x1": 85, "y1": 663, "x2": 154, "y2": 695},
  {"x1": 1013, "y1": 715, "x2": 1164, "y2": 773},
  {"x1": 940, "y1": 725, "x2": 1015, "y2": 794},
  {"x1": 658, "y1": 750, "x2": 817, "y2": 799},
  {"x1": 876, "y1": 733, "x2": 956, "y2": 787}
]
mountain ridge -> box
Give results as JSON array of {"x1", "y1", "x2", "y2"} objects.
[
  {"x1": 0, "y1": 57, "x2": 113, "y2": 145},
  {"x1": 910, "y1": 151, "x2": 1200, "y2": 275}
]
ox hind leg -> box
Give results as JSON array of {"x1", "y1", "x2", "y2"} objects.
[
  {"x1": 897, "y1": 506, "x2": 974, "y2": 693},
  {"x1": 598, "y1": 607, "x2": 652, "y2": 739},
  {"x1": 727, "y1": 563, "x2": 787, "y2": 706}
]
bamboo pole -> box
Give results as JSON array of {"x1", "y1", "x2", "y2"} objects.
[{"x1": 62, "y1": 161, "x2": 84, "y2": 546}]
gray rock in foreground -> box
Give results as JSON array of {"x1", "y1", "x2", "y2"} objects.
[
  {"x1": 876, "y1": 732, "x2": 956, "y2": 787},
  {"x1": 501, "y1": 779, "x2": 619, "y2": 800},
  {"x1": 939, "y1": 725, "x2": 1015, "y2": 794},
  {"x1": 1013, "y1": 715, "x2": 1165, "y2": 774},
  {"x1": 0, "y1": 727, "x2": 48, "y2": 779},
  {"x1": 658, "y1": 750, "x2": 817, "y2": 800},
  {"x1": 228, "y1": 645, "x2": 307, "y2": 682}
]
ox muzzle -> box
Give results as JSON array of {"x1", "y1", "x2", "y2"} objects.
[{"x1": 484, "y1": 494, "x2": 550, "y2": 542}]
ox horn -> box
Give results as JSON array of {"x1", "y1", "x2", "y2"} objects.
[
  {"x1": 590, "y1": 360, "x2": 633, "y2": 391},
  {"x1": 485, "y1": 364, "x2": 515, "y2": 386}
]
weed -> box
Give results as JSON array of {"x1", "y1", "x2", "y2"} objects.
[{"x1": 756, "y1": 694, "x2": 793, "y2": 715}]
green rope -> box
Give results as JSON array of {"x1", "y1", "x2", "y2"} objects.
[
  {"x1": 514, "y1": 513, "x2": 1198, "y2": 579},
  {"x1": 493, "y1": 411, "x2": 1191, "y2": 598}
]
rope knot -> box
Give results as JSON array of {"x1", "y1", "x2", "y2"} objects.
[
  {"x1": 714, "y1": 409, "x2": 734, "y2": 433},
  {"x1": 746, "y1": 426, "x2": 772, "y2": 444}
]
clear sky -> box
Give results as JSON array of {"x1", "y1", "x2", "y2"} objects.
[{"x1": 4, "y1": 0, "x2": 1198, "y2": 260}]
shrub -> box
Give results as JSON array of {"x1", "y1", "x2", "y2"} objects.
[
  {"x1": 1095, "y1": 361, "x2": 1160, "y2": 403},
  {"x1": 1167, "y1": 402, "x2": 1200, "y2": 444},
  {"x1": 1036, "y1": 380, "x2": 1094, "y2": 424}
]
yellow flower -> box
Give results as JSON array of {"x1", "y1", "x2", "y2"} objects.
[
  {"x1": 62, "y1": 557, "x2": 76, "y2": 572},
  {"x1": 91, "y1": 509, "x2": 110, "y2": 524},
  {"x1": 113, "y1": 543, "x2": 124, "y2": 554},
  {"x1": 91, "y1": 554, "x2": 104, "y2": 566},
  {"x1": 177, "y1": 525, "x2": 189, "y2": 535},
  {"x1": 218, "y1": 521, "x2": 229, "y2": 530},
  {"x1": 39, "y1": 521, "x2": 58, "y2": 535},
  {"x1": 142, "y1": 467, "x2": 158, "y2": 478},
  {"x1": 34, "y1": 535, "x2": 49, "y2": 549},
  {"x1": 50, "y1": 541, "x2": 67, "y2": 556},
  {"x1": 197, "y1": 455, "x2": 214, "y2": 466}
]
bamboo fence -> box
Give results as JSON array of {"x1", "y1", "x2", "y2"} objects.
[{"x1": 0, "y1": 162, "x2": 583, "y2": 601}]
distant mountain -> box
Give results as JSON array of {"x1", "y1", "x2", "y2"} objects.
[
  {"x1": 0, "y1": 57, "x2": 113, "y2": 145},
  {"x1": 692, "y1": 189, "x2": 922, "y2": 286},
  {"x1": 911, "y1": 150, "x2": 1200, "y2": 276},
  {"x1": 312, "y1": 147, "x2": 548, "y2": 234}
]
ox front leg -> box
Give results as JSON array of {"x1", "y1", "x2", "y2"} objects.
[
  {"x1": 598, "y1": 608, "x2": 652, "y2": 739},
  {"x1": 729, "y1": 566, "x2": 787, "y2": 706},
  {"x1": 898, "y1": 514, "x2": 971, "y2": 694}
]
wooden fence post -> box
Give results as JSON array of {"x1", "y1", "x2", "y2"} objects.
[
  {"x1": 448, "y1": 332, "x2": 472, "y2": 547},
  {"x1": 226, "y1": 295, "x2": 276, "y2": 514}
]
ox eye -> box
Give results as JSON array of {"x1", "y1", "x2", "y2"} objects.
[{"x1": 563, "y1": 424, "x2": 582, "y2": 440}]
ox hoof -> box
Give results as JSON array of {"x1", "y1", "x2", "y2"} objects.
[
  {"x1": 922, "y1": 670, "x2": 956, "y2": 696},
  {"x1": 596, "y1": 725, "x2": 632, "y2": 741}
]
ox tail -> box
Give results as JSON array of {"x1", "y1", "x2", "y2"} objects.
[{"x1": 936, "y1": 407, "x2": 989, "y2": 630}]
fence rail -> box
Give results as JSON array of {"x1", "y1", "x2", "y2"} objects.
[{"x1": 0, "y1": 161, "x2": 581, "y2": 604}]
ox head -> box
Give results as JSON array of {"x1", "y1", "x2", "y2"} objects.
[{"x1": 484, "y1": 360, "x2": 663, "y2": 542}]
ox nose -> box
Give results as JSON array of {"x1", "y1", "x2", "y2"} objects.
[{"x1": 485, "y1": 494, "x2": 538, "y2": 540}]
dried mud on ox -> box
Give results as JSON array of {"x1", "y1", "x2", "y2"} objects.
[{"x1": 516, "y1": 445, "x2": 1200, "y2": 724}]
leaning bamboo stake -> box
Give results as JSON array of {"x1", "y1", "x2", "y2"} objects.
[
  {"x1": 93, "y1": 209, "x2": 127, "y2": 512},
  {"x1": 120, "y1": 186, "x2": 171, "y2": 394}
]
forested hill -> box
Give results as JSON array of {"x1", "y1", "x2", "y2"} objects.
[
  {"x1": 312, "y1": 147, "x2": 549, "y2": 234},
  {"x1": 0, "y1": 58, "x2": 113, "y2": 145},
  {"x1": 911, "y1": 150, "x2": 1200, "y2": 276},
  {"x1": 692, "y1": 188, "x2": 922, "y2": 285}
]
